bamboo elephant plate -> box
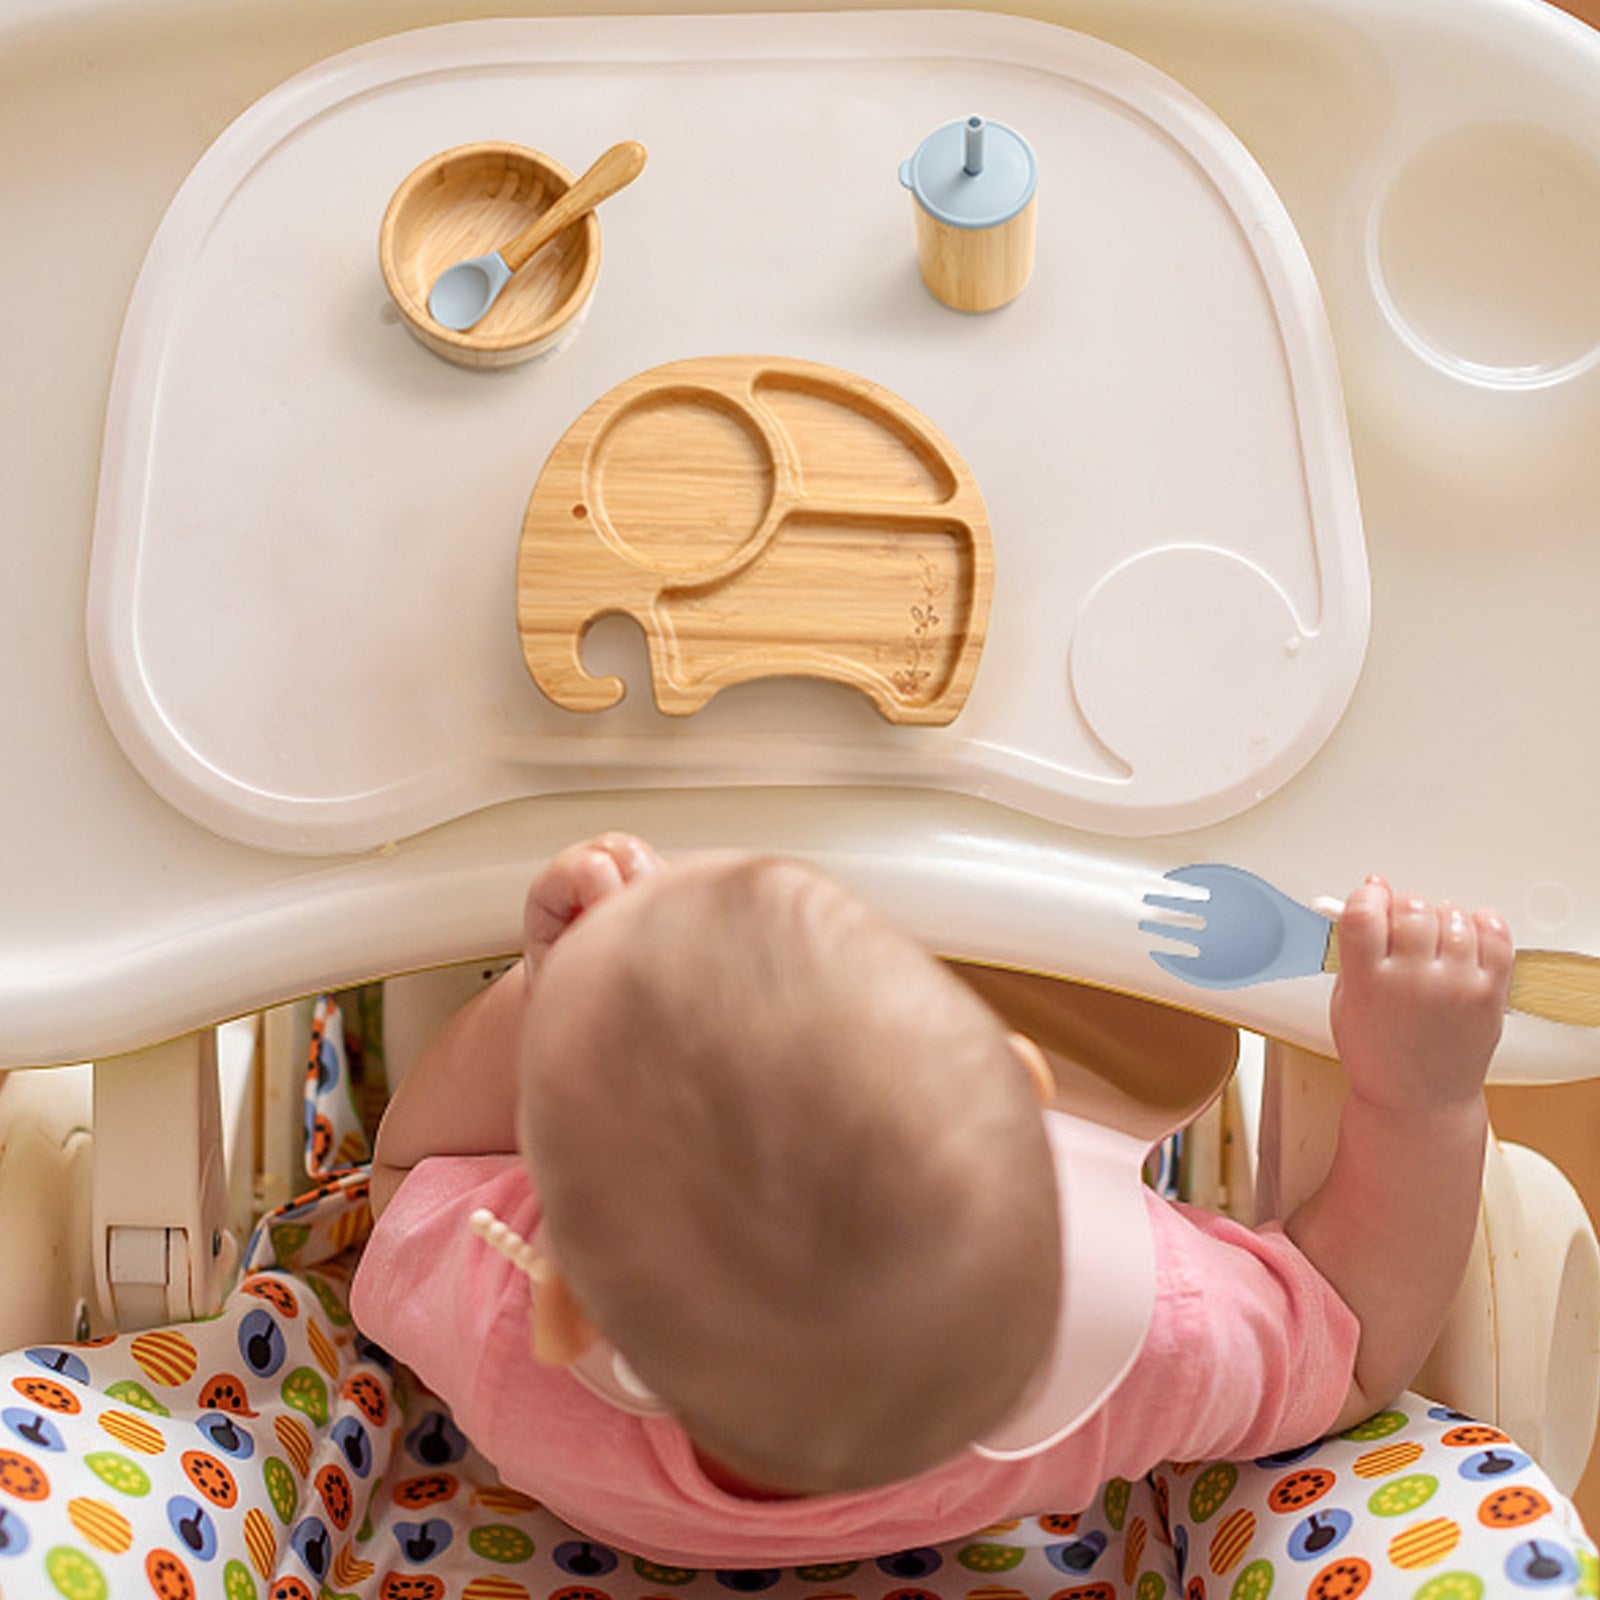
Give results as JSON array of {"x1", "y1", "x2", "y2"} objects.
[{"x1": 516, "y1": 356, "x2": 992, "y2": 724}]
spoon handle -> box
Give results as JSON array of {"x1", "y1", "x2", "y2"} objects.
[{"x1": 500, "y1": 140, "x2": 647, "y2": 273}]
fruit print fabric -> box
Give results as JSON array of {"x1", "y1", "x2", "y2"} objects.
[
  {"x1": 1146, "y1": 1407, "x2": 1597, "y2": 1599},
  {"x1": 305, "y1": 996, "x2": 376, "y2": 1180},
  {"x1": 1, "y1": 1251, "x2": 1595, "y2": 1599},
  {"x1": 0, "y1": 998, "x2": 1594, "y2": 1596}
]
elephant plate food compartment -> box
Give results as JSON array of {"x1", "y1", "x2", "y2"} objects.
[{"x1": 516, "y1": 357, "x2": 992, "y2": 725}]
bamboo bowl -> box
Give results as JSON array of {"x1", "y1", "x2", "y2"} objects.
[{"x1": 379, "y1": 142, "x2": 601, "y2": 369}]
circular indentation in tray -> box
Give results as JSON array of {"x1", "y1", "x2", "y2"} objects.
[
  {"x1": 1371, "y1": 122, "x2": 1600, "y2": 388},
  {"x1": 590, "y1": 389, "x2": 776, "y2": 574},
  {"x1": 1525, "y1": 879, "x2": 1576, "y2": 933},
  {"x1": 1070, "y1": 546, "x2": 1309, "y2": 783}
]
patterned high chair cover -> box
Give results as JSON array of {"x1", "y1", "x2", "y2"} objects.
[{"x1": 0, "y1": 1000, "x2": 1593, "y2": 1600}]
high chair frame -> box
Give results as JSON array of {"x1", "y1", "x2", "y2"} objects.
[
  {"x1": 9, "y1": 951, "x2": 1594, "y2": 1495},
  {"x1": 3, "y1": 0, "x2": 1600, "y2": 1544}
]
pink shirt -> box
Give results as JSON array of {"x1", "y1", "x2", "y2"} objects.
[{"x1": 351, "y1": 1154, "x2": 1357, "y2": 1568}]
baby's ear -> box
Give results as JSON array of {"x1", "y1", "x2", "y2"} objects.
[
  {"x1": 530, "y1": 1265, "x2": 600, "y2": 1367},
  {"x1": 1007, "y1": 1032, "x2": 1055, "y2": 1105}
]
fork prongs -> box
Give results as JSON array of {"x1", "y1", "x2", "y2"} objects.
[{"x1": 1137, "y1": 881, "x2": 1210, "y2": 954}]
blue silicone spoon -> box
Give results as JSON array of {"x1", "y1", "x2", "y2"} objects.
[{"x1": 428, "y1": 141, "x2": 646, "y2": 332}]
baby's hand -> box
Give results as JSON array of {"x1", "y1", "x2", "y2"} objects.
[
  {"x1": 1330, "y1": 876, "x2": 1513, "y2": 1116},
  {"x1": 524, "y1": 833, "x2": 662, "y2": 977}
]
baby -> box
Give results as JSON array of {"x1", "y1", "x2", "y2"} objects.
[{"x1": 351, "y1": 833, "x2": 1513, "y2": 1567}]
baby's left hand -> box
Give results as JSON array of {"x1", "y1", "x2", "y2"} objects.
[
  {"x1": 524, "y1": 833, "x2": 662, "y2": 978},
  {"x1": 1330, "y1": 875, "x2": 1512, "y2": 1117}
]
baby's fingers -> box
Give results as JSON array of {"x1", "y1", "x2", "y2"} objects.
[
  {"x1": 592, "y1": 832, "x2": 664, "y2": 885},
  {"x1": 1389, "y1": 894, "x2": 1439, "y2": 961},
  {"x1": 1473, "y1": 908, "x2": 1515, "y2": 985},
  {"x1": 565, "y1": 845, "x2": 631, "y2": 911},
  {"x1": 1438, "y1": 905, "x2": 1513, "y2": 1014},
  {"x1": 525, "y1": 839, "x2": 639, "y2": 955},
  {"x1": 1437, "y1": 904, "x2": 1476, "y2": 968},
  {"x1": 1338, "y1": 876, "x2": 1392, "y2": 968}
]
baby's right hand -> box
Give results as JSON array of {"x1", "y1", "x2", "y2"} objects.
[
  {"x1": 1330, "y1": 876, "x2": 1513, "y2": 1116},
  {"x1": 524, "y1": 833, "x2": 662, "y2": 978}
]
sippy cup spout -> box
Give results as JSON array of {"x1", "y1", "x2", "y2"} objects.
[{"x1": 964, "y1": 115, "x2": 985, "y2": 176}]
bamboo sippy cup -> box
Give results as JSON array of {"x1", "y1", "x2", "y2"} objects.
[{"x1": 899, "y1": 115, "x2": 1037, "y2": 312}]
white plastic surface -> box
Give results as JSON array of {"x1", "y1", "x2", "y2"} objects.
[
  {"x1": 88, "y1": 12, "x2": 1368, "y2": 854},
  {"x1": 5, "y1": 0, "x2": 1600, "y2": 1086},
  {"x1": 0, "y1": 1069, "x2": 96, "y2": 1350},
  {"x1": 91, "y1": 1034, "x2": 232, "y2": 1331},
  {"x1": 1414, "y1": 1138, "x2": 1600, "y2": 1495},
  {"x1": 1263, "y1": 1043, "x2": 1600, "y2": 1496}
]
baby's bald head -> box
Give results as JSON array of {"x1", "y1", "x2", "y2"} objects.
[{"x1": 518, "y1": 854, "x2": 1060, "y2": 1493}]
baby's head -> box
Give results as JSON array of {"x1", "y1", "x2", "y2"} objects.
[{"x1": 517, "y1": 853, "x2": 1060, "y2": 1494}]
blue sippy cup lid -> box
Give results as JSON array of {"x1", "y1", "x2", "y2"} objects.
[{"x1": 899, "y1": 115, "x2": 1037, "y2": 230}]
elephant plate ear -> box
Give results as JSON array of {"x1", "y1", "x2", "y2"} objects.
[{"x1": 749, "y1": 370, "x2": 959, "y2": 507}]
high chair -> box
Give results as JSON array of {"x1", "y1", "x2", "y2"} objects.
[{"x1": 3, "y1": 0, "x2": 1600, "y2": 1594}]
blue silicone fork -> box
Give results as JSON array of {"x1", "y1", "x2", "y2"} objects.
[
  {"x1": 1139, "y1": 862, "x2": 1600, "y2": 1025},
  {"x1": 1139, "y1": 863, "x2": 1333, "y2": 990}
]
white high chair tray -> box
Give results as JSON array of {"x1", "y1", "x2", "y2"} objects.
[{"x1": 88, "y1": 10, "x2": 1367, "y2": 855}]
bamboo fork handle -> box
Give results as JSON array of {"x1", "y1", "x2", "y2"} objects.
[
  {"x1": 1321, "y1": 926, "x2": 1600, "y2": 1027},
  {"x1": 1505, "y1": 950, "x2": 1600, "y2": 1027},
  {"x1": 500, "y1": 140, "x2": 647, "y2": 273}
]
